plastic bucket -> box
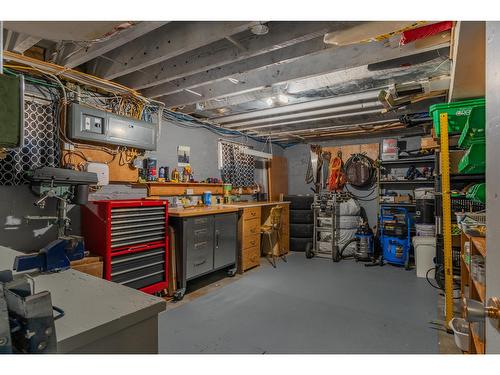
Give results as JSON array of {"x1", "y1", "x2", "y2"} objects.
[
  {"x1": 412, "y1": 236, "x2": 436, "y2": 278},
  {"x1": 415, "y1": 224, "x2": 435, "y2": 236},
  {"x1": 449, "y1": 317, "x2": 470, "y2": 352}
]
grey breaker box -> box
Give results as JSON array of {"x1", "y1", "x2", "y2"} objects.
[{"x1": 68, "y1": 103, "x2": 158, "y2": 150}]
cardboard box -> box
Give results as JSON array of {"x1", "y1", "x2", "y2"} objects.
[
  {"x1": 439, "y1": 150, "x2": 466, "y2": 174},
  {"x1": 421, "y1": 136, "x2": 439, "y2": 150},
  {"x1": 394, "y1": 195, "x2": 413, "y2": 203},
  {"x1": 71, "y1": 254, "x2": 103, "y2": 278}
]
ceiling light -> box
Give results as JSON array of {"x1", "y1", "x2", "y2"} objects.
[
  {"x1": 251, "y1": 23, "x2": 269, "y2": 36},
  {"x1": 227, "y1": 77, "x2": 240, "y2": 84},
  {"x1": 265, "y1": 97, "x2": 274, "y2": 106},
  {"x1": 278, "y1": 94, "x2": 289, "y2": 104}
]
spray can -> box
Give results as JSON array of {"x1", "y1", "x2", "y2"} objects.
[
  {"x1": 159, "y1": 166, "x2": 165, "y2": 179},
  {"x1": 146, "y1": 158, "x2": 157, "y2": 181}
]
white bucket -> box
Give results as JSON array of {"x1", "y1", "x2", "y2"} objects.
[
  {"x1": 449, "y1": 318, "x2": 470, "y2": 352},
  {"x1": 412, "y1": 236, "x2": 436, "y2": 278},
  {"x1": 415, "y1": 224, "x2": 435, "y2": 236},
  {"x1": 414, "y1": 187, "x2": 435, "y2": 200}
]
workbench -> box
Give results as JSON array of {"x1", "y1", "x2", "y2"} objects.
[
  {"x1": 169, "y1": 206, "x2": 240, "y2": 300},
  {"x1": 0, "y1": 246, "x2": 166, "y2": 353},
  {"x1": 224, "y1": 201, "x2": 290, "y2": 273}
]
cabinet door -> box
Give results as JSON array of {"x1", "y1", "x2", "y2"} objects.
[
  {"x1": 214, "y1": 213, "x2": 237, "y2": 269},
  {"x1": 185, "y1": 215, "x2": 214, "y2": 280}
]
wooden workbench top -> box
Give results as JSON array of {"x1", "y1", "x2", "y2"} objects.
[
  {"x1": 168, "y1": 205, "x2": 240, "y2": 217},
  {"x1": 223, "y1": 201, "x2": 290, "y2": 208}
]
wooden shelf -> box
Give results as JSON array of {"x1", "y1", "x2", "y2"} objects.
[
  {"x1": 471, "y1": 329, "x2": 485, "y2": 354},
  {"x1": 461, "y1": 254, "x2": 470, "y2": 274},
  {"x1": 472, "y1": 278, "x2": 486, "y2": 303},
  {"x1": 131, "y1": 182, "x2": 253, "y2": 197},
  {"x1": 471, "y1": 237, "x2": 486, "y2": 257}
]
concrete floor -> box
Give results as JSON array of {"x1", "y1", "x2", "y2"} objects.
[{"x1": 158, "y1": 252, "x2": 440, "y2": 354}]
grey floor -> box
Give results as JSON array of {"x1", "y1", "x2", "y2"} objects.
[{"x1": 158, "y1": 253, "x2": 439, "y2": 354}]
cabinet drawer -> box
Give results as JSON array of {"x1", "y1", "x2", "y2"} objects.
[
  {"x1": 243, "y1": 207, "x2": 261, "y2": 221},
  {"x1": 243, "y1": 217, "x2": 260, "y2": 237},
  {"x1": 243, "y1": 233, "x2": 260, "y2": 249},
  {"x1": 242, "y1": 245, "x2": 260, "y2": 271}
]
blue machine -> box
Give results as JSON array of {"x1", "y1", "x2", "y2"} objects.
[{"x1": 379, "y1": 206, "x2": 411, "y2": 268}]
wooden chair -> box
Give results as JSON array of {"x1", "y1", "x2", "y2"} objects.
[{"x1": 260, "y1": 205, "x2": 287, "y2": 268}]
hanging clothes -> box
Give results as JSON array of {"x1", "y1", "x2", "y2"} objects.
[{"x1": 328, "y1": 151, "x2": 347, "y2": 191}]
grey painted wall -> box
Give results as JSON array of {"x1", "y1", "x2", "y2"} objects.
[
  {"x1": 284, "y1": 133, "x2": 424, "y2": 228},
  {"x1": 0, "y1": 119, "x2": 283, "y2": 253}
]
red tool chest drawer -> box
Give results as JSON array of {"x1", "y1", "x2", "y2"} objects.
[{"x1": 81, "y1": 199, "x2": 168, "y2": 295}]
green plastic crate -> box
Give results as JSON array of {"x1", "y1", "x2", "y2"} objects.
[
  {"x1": 430, "y1": 98, "x2": 485, "y2": 137},
  {"x1": 458, "y1": 142, "x2": 486, "y2": 174},
  {"x1": 458, "y1": 106, "x2": 485, "y2": 149},
  {"x1": 466, "y1": 183, "x2": 486, "y2": 204}
]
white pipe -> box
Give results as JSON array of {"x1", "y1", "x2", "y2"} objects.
[
  {"x1": 237, "y1": 108, "x2": 383, "y2": 131},
  {"x1": 252, "y1": 119, "x2": 400, "y2": 138},
  {"x1": 225, "y1": 101, "x2": 383, "y2": 129},
  {"x1": 214, "y1": 89, "x2": 380, "y2": 125}
]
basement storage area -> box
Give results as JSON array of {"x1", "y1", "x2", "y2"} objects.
[{"x1": 1, "y1": 15, "x2": 500, "y2": 362}]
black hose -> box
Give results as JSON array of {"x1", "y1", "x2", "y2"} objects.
[
  {"x1": 338, "y1": 237, "x2": 359, "y2": 259},
  {"x1": 343, "y1": 153, "x2": 376, "y2": 188}
]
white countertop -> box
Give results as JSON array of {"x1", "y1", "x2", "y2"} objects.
[{"x1": 0, "y1": 246, "x2": 166, "y2": 353}]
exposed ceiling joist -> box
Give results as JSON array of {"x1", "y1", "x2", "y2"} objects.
[
  {"x1": 12, "y1": 33, "x2": 41, "y2": 53},
  {"x1": 93, "y1": 21, "x2": 258, "y2": 80},
  {"x1": 60, "y1": 21, "x2": 169, "y2": 69},
  {"x1": 115, "y1": 21, "x2": 361, "y2": 90},
  {"x1": 158, "y1": 40, "x2": 450, "y2": 108},
  {"x1": 141, "y1": 36, "x2": 333, "y2": 98}
]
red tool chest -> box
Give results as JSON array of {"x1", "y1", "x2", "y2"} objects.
[{"x1": 81, "y1": 199, "x2": 168, "y2": 295}]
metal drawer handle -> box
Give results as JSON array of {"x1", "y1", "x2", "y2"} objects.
[
  {"x1": 194, "y1": 259, "x2": 207, "y2": 267},
  {"x1": 194, "y1": 242, "x2": 208, "y2": 249},
  {"x1": 194, "y1": 218, "x2": 207, "y2": 225},
  {"x1": 215, "y1": 230, "x2": 219, "y2": 249},
  {"x1": 251, "y1": 211, "x2": 256, "y2": 216},
  {"x1": 194, "y1": 229, "x2": 207, "y2": 236}
]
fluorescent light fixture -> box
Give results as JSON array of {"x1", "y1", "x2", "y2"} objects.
[
  {"x1": 242, "y1": 148, "x2": 273, "y2": 160},
  {"x1": 227, "y1": 77, "x2": 240, "y2": 84}
]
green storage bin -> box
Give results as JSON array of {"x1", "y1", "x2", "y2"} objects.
[
  {"x1": 458, "y1": 142, "x2": 486, "y2": 174},
  {"x1": 466, "y1": 183, "x2": 486, "y2": 203},
  {"x1": 430, "y1": 98, "x2": 485, "y2": 137},
  {"x1": 458, "y1": 106, "x2": 486, "y2": 149}
]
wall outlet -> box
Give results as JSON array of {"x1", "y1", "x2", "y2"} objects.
[{"x1": 63, "y1": 142, "x2": 75, "y2": 151}]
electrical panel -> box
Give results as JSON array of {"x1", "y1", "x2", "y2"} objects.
[
  {"x1": 0, "y1": 75, "x2": 24, "y2": 148},
  {"x1": 68, "y1": 103, "x2": 157, "y2": 150}
]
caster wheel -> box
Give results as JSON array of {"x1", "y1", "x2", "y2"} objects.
[
  {"x1": 173, "y1": 290, "x2": 185, "y2": 301},
  {"x1": 227, "y1": 269, "x2": 237, "y2": 277}
]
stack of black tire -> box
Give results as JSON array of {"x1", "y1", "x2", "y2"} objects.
[{"x1": 285, "y1": 195, "x2": 314, "y2": 252}]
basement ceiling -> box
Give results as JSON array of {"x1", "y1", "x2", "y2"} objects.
[{"x1": 2, "y1": 21, "x2": 453, "y2": 143}]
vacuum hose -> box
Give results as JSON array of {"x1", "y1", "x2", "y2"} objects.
[{"x1": 336, "y1": 237, "x2": 359, "y2": 261}]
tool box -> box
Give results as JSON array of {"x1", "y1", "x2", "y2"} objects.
[{"x1": 81, "y1": 199, "x2": 169, "y2": 294}]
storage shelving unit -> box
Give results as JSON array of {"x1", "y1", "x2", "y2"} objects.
[
  {"x1": 378, "y1": 155, "x2": 436, "y2": 211},
  {"x1": 460, "y1": 231, "x2": 486, "y2": 354}
]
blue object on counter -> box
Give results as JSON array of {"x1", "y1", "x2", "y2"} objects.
[{"x1": 203, "y1": 191, "x2": 212, "y2": 206}]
